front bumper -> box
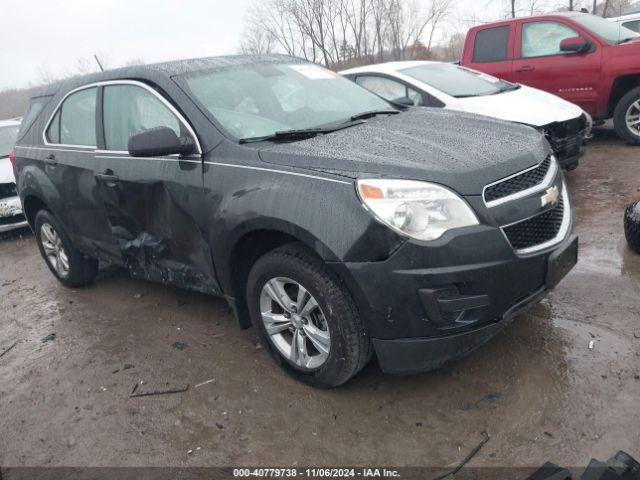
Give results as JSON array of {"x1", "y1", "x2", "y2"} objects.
[
  {"x1": 542, "y1": 114, "x2": 591, "y2": 171},
  {"x1": 331, "y1": 227, "x2": 578, "y2": 375},
  {"x1": 0, "y1": 195, "x2": 28, "y2": 233}
]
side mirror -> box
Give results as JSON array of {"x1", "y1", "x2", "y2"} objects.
[
  {"x1": 560, "y1": 36, "x2": 591, "y2": 53},
  {"x1": 128, "y1": 126, "x2": 196, "y2": 157},
  {"x1": 392, "y1": 96, "x2": 415, "y2": 106}
]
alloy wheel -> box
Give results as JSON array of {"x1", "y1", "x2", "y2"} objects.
[
  {"x1": 259, "y1": 277, "x2": 331, "y2": 370},
  {"x1": 626, "y1": 100, "x2": 640, "y2": 137},
  {"x1": 40, "y1": 223, "x2": 70, "y2": 278}
]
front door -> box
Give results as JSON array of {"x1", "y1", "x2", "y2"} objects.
[
  {"x1": 94, "y1": 81, "x2": 219, "y2": 294},
  {"x1": 512, "y1": 19, "x2": 602, "y2": 115}
]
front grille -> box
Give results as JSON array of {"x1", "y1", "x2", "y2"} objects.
[
  {"x1": 484, "y1": 156, "x2": 551, "y2": 203},
  {"x1": 503, "y1": 195, "x2": 565, "y2": 251},
  {"x1": 0, "y1": 183, "x2": 17, "y2": 199},
  {"x1": 0, "y1": 213, "x2": 25, "y2": 226}
]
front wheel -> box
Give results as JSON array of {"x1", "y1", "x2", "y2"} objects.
[
  {"x1": 613, "y1": 87, "x2": 640, "y2": 145},
  {"x1": 34, "y1": 210, "x2": 99, "y2": 287},
  {"x1": 246, "y1": 244, "x2": 371, "y2": 388}
]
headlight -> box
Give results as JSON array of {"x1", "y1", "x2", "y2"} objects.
[{"x1": 357, "y1": 179, "x2": 479, "y2": 241}]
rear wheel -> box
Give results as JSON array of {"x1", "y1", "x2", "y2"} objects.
[
  {"x1": 624, "y1": 201, "x2": 640, "y2": 254},
  {"x1": 34, "y1": 210, "x2": 98, "y2": 287},
  {"x1": 246, "y1": 243, "x2": 371, "y2": 388},
  {"x1": 613, "y1": 87, "x2": 640, "y2": 145}
]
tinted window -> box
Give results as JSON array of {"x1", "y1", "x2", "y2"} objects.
[
  {"x1": 103, "y1": 84, "x2": 182, "y2": 151},
  {"x1": 0, "y1": 125, "x2": 19, "y2": 157},
  {"x1": 47, "y1": 110, "x2": 61, "y2": 144},
  {"x1": 47, "y1": 87, "x2": 97, "y2": 146},
  {"x1": 19, "y1": 96, "x2": 49, "y2": 137},
  {"x1": 473, "y1": 26, "x2": 510, "y2": 62},
  {"x1": 522, "y1": 21, "x2": 580, "y2": 58},
  {"x1": 401, "y1": 63, "x2": 517, "y2": 98},
  {"x1": 622, "y1": 20, "x2": 640, "y2": 34},
  {"x1": 355, "y1": 75, "x2": 424, "y2": 105},
  {"x1": 181, "y1": 63, "x2": 391, "y2": 140}
]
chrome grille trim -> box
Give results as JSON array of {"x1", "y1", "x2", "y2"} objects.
[
  {"x1": 483, "y1": 155, "x2": 558, "y2": 208},
  {"x1": 500, "y1": 181, "x2": 571, "y2": 255}
]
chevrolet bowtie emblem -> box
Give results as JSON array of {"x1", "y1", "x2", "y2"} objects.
[{"x1": 541, "y1": 185, "x2": 560, "y2": 207}]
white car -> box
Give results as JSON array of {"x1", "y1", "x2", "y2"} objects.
[
  {"x1": 609, "y1": 9, "x2": 640, "y2": 35},
  {"x1": 340, "y1": 61, "x2": 592, "y2": 170},
  {"x1": 0, "y1": 118, "x2": 28, "y2": 233}
]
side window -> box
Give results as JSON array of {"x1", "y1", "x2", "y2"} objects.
[
  {"x1": 103, "y1": 84, "x2": 182, "y2": 151},
  {"x1": 521, "y1": 21, "x2": 581, "y2": 58},
  {"x1": 47, "y1": 87, "x2": 97, "y2": 146},
  {"x1": 473, "y1": 26, "x2": 510, "y2": 62},
  {"x1": 19, "y1": 96, "x2": 50, "y2": 137},
  {"x1": 422, "y1": 92, "x2": 445, "y2": 108},
  {"x1": 355, "y1": 76, "x2": 424, "y2": 106},
  {"x1": 407, "y1": 88, "x2": 424, "y2": 106},
  {"x1": 622, "y1": 20, "x2": 640, "y2": 33}
]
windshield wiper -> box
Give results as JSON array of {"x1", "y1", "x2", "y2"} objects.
[
  {"x1": 239, "y1": 121, "x2": 364, "y2": 144},
  {"x1": 618, "y1": 37, "x2": 637, "y2": 44},
  {"x1": 349, "y1": 109, "x2": 400, "y2": 121},
  {"x1": 495, "y1": 83, "x2": 521, "y2": 94}
]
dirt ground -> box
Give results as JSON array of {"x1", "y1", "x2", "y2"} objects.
[{"x1": 1, "y1": 125, "x2": 639, "y2": 470}]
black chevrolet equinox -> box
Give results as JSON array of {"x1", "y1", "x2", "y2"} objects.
[{"x1": 12, "y1": 55, "x2": 578, "y2": 387}]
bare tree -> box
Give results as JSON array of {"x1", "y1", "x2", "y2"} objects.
[
  {"x1": 240, "y1": 23, "x2": 277, "y2": 54},
  {"x1": 239, "y1": 0, "x2": 452, "y2": 66}
]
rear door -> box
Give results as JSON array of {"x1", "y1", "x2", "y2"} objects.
[
  {"x1": 42, "y1": 86, "x2": 120, "y2": 259},
  {"x1": 512, "y1": 19, "x2": 602, "y2": 114},
  {"x1": 94, "y1": 81, "x2": 218, "y2": 293},
  {"x1": 463, "y1": 23, "x2": 515, "y2": 81}
]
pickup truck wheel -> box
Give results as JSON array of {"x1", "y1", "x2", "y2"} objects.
[
  {"x1": 613, "y1": 87, "x2": 640, "y2": 145},
  {"x1": 34, "y1": 210, "x2": 98, "y2": 287},
  {"x1": 624, "y1": 201, "x2": 640, "y2": 254},
  {"x1": 246, "y1": 243, "x2": 371, "y2": 388}
]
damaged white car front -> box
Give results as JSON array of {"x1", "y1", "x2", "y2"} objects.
[{"x1": 0, "y1": 119, "x2": 28, "y2": 233}]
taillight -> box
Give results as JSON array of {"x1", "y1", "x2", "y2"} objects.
[{"x1": 9, "y1": 150, "x2": 16, "y2": 169}]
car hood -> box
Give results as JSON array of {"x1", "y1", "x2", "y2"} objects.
[
  {"x1": 258, "y1": 108, "x2": 549, "y2": 196},
  {"x1": 448, "y1": 84, "x2": 584, "y2": 127},
  {"x1": 0, "y1": 157, "x2": 15, "y2": 184}
]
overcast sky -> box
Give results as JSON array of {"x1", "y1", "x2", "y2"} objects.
[{"x1": 1, "y1": 0, "x2": 569, "y2": 91}]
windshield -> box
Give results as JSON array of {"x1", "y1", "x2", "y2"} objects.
[
  {"x1": 181, "y1": 63, "x2": 393, "y2": 140},
  {"x1": 0, "y1": 125, "x2": 19, "y2": 157},
  {"x1": 573, "y1": 14, "x2": 639, "y2": 43},
  {"x1": 400, "y1": 63, "x2": 517, "y2": 98}
]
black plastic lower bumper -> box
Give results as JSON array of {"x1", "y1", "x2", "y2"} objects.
[
  {"x1": 332, "y1": 229, "x2": 578, "y2": 375},
  {"x1": 373, "y1": 286, "x2": 546, "y2": 375}
]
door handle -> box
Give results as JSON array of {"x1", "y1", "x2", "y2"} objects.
[
  {"x1": 516, "y1": 65, "x2": 535, "y2": 72},
  {"x1": 44, "y1": 153, "x2": 57, "y2": 166},
  {"x1": 95, "y1": 173, "x2": 120, "y2": 187}
]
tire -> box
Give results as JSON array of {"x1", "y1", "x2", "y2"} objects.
[
  {"x1": 34, "y1": 210, "x2": 99, "y2": 287},
  {"x1": 613, "y1": 87, "x2": 640, "y2": 145},
  {"x1": 246, "y1": 243, "x2": 371, "y2": 388},
  {"x1": 624, "y1": 201, "x2": 640, "y2": 254}
]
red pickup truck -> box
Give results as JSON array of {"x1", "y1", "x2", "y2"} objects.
[{"x1": 461, "y1": 12, "x2": 640, "y2": 144}]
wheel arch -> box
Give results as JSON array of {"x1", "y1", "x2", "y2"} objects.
[
  {"x1": 223, "y1": 221, "x2": 341, "y2": 329},
  {"x1": 608, "y1": 74, "x2": 640, "y2": 117},
  {"x1": 22, "y1": 194, "x2": 50, "y2": 229}
]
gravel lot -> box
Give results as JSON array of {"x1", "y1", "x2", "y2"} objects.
[{"x1": 1, "y1": 125, "x2": 639, "y2": 469}]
